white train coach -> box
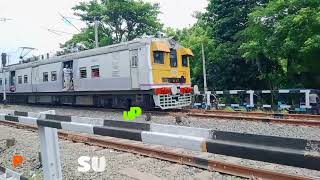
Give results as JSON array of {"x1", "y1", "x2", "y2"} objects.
[{"x1": 0, "y1": 37, "x2": 195, "y2": 110}]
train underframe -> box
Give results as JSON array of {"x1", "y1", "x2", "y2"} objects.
[
  {"x1": 0, "y1": 91, "x2": 193, "y2": 110},
  {"x1": 1, "y1": 91, "x2": 156, "y2": 110}
]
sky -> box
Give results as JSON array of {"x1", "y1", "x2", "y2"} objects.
[{"x1": 0, "y1": 0, "x2": 208, "y2": 64}]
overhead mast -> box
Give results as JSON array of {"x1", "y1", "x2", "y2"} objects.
[{"x1": 0, "y1": 18, "x2": 13, "y2": 22}]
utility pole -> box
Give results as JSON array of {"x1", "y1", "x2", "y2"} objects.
[
  {"x1": 202, "y1": 44, "x2": 208, "y2": 92},
  {"x1": 1, "y1": 53, "x2": 7, "y2": 105},
  {"x1": 202, "y1": 44, "x2": 211, "y2": 109},
  {"x1": 94, "y1": 17, "x2": 99, "y2": 48},
  {"x1": 0, "y1": 18, "x2": 12, "y2": 22}
]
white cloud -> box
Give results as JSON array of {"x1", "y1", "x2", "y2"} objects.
[{"x1": 0, "y1": 0, "x2": 207, "y2": 63}]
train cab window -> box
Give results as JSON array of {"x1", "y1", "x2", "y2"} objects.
[
  {"x1": 51, "y1": 71, "x2": 57, "y2": 81},
  {"x1": 24, "y1": 75, "x2": 28, "y2": 83},
  {"x1": 43, "y1": 72, "x2": 48, "y2": 82},
  {"x1": 170, "y1": 49, "x2": 177, "y2": 67},
  {"x1": 91, "y1": 66, "x2": 100, "y2": 78},
  {"x1": 154, "y1": 51, "x2": 164, "y2": 64},
  {"x1": 18, "y1": 76, "x2": 22, "y2": 84},
  {"x1": 182, "y1": 55, "x2": 189, "y2": 67},
  {"x1": 80, "y1": 67, "x2": 87, "y2": 78}
]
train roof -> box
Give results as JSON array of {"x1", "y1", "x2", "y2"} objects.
[{"x1": 4, "y1": 37, "x2": 183, "y2": 71}]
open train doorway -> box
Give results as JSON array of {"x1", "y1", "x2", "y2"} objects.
[
  {"x1": 9, "y1": 71, "x2": 16, "y2": 92},
  {"x1": 63, "y1": 61, "x2": 74, "y2": 91}
]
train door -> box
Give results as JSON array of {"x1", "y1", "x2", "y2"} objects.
[
  {"x1": 130, "y1": 50, "x2": 139, "y2": 89},
  {"x1": 31, "y1": 67, "x2": 39, "y2": 92},
  {"x1": 62, "y1": 61, "x2": 74, "y2": 91},
  {"x1": 9, "y1": 71, "x2": 15, "y2": 92}
]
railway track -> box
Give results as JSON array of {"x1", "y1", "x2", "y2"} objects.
[
  {"x1": 0, "y1": 120, "x2": 314, "y2": 180},
  {"x1": 146, "y1": 108, "x2": 320, "y2": 127},
  {"x1": 2, "y1": 104, "x2": 320, "y2": 127},
  {"x1": 190, "y1": 109, "x2": 320, "y2": 120},
  {"x1": 185, "y1": 110, "x2": 320, "y2": 127}
]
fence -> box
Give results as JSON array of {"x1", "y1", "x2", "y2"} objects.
[{"x1": 0, "y1": 110, "x2": 319, "y2": 174}]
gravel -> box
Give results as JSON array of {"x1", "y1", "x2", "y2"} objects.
[
  {"x1": 0, "y1": 124, "x2": 240, "y2": 180},
  {"x1": 1, "y1": 124, "x2": 319, "y2": 179},
  {"x1": 2, "y1": 105, "x2": 320, "y2": 141}
]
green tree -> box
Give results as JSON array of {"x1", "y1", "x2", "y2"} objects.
[
  {"x1": 197, "y1": 0, "x2": 276, "y2": 90},
  {"x1": 65, "y1": 0, "x2": 162, "y2": 48},
  {"x1": 240, "y1": 0, "x2": 320, "y2": 88}
]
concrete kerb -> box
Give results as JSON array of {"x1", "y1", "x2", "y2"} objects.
[
  {"x1": 141, "y1": 131, "x2": 207, "y2": 151},
  {"x1": 150, "y1": 124, "x2": 212, "y2": 138}
]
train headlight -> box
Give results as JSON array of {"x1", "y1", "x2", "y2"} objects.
[{"x1": 155, "y1": 87, "x2": 172, "y2": 95}]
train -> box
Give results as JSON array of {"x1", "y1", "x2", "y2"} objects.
[{"x1": 0, "y1": 37, "x2": 194, "y2": 110}]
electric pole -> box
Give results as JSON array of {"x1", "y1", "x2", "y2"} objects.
[
  {"x1": 202, "y1": 44, "x2": 208, "y2": 92},
  {"x1": 0, "y1": 18, "x2": 12, "y2": 22},
  {"x1": 202, "y1": 44, "x2": 211, "y2": 109},
  {"x1": 94, "y1": 17, "x2": 99, "y2": 48},
  {"x1": 1, "y1": 53, "x2": 7, "y2": 105}
]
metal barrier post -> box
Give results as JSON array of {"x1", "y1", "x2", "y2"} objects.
[
  {"x1": 305, "y1": 90, "x2": 311, "y2": 108},
  {"x1": 205, "y1": 91, "x2": 211, "y2": 109},
  {"x1": 248, "y1": 90, "x2": 254, "y2": 108},
  {"x1": 38, "y1": 111, "x2": 62, "y2": 180}
]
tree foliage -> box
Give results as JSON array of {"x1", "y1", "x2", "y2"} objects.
[
  {"x1": 64, "y1": 0, "x2": 162, "y2": 48},
  {"x1": 194, "y1": 0, "x2": 277, "y2": 90},
  {"x1": 240, "y1": 0, "x2": 320, "y2": 88},
  {"x1": 64, "y1": 0, "x2": 320, "y2": 90},
  {"x1": 174, "y1": 0, "x2": 318, "y2": 90}
]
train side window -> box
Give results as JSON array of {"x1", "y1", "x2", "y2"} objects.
[
  {"x1": 182, "y1": 55, "x2": 188, "y2": 67},
  {"x1": 154, "y1": 51, "x2": 164, "y2": 64},
  {"x1": 131, "y1": 55, "x2": 138, "y2": 67},
  {"x1": 24, "y1": 75, "x2": 28, "y2": 83},
  {"x1": 18, "y1": 76, "x2": 22, "y2": 84},
  {"x1": 80, "y1": 67, "x2": 87, "y2": 78},
  {"x1": 0, "y1": 78, "x2": 2, "y2": 85},
  {"x1": 170, "y1": 49, "x2": 177, "y2": 67},
  {"x1": 43, "y1": 72, "x2": 48, "y2": 82},
  {"x1": 51, "y1": 71, "x2": 57, "y2": 81},
  {"x1": 91, "y1": 66, "x2": 100, "y2": 78}
]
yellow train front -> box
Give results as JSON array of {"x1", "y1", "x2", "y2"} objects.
[{"x1": 148, "y1": 38, "x2": 194, "y2": 109}]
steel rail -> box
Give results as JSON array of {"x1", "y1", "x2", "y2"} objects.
[
  {"x1": 187, "y1": 112, "x2": 320, "y2": 127},
  {"x1": 191, "y1": 109, "x2": 320, "y2": 120},
  {"x1": 0, "y1": 120, "x2": 313, "y2": 180}
]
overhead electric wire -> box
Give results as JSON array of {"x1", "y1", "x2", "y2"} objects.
[
  {"x1": 58, "y1": 12, "x2": 81, "y2": 32},
  {"x1": 42, "y1": 27, "x2": 73, "y2": 36}
]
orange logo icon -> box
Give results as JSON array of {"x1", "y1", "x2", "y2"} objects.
[{"x1": 12, "y1": 154, "x2": 24, "y2": 168}]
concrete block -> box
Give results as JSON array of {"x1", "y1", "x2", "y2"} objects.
[
  {"x1": 18, "y1": 116, "x2": 38, "y2": 126},
  {"x1": 61, "y1": 122, "x2": 94, "y2": 134},
  {"x1": 141, "y1": 131, "x2": 206, "y2": 151},
  {"x1": 150, "y1": 124, "x2": 211, "y2": 138},
  {"x1": 93, "y1": 126, "x2": 142, "y2": 141},
  {"x1": 71, "y1": 116, "x2": 104, "y2": 126}
]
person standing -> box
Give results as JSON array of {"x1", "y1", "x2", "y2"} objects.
[{"x1": 63, "y1": 65, "x2": 72, "y2": 90}]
